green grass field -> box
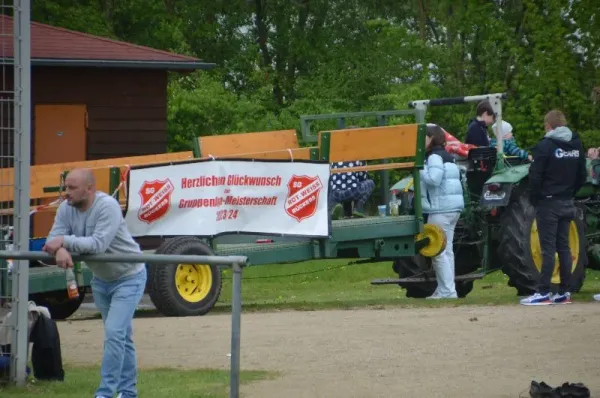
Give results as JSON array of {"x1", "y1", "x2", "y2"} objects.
[
  {"x1": 213, "y1": 259, "x2": 600, "y2": 312},
  {"x1": 3, "y1": 260, "x2": 599, "y2": 396},
  {"x1": 0, "y1": 366, "x2": 274, "y2": 397}
]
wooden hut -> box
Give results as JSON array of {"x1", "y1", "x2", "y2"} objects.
[{"x1": 0, "y1": 15, "x2": 214, "y2": 236}]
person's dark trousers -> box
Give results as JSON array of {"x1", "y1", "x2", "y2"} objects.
[
  {"x1": 327, "y1": 180, "x2": 375, "y2": 213},
  {"x1": 342, "y1": 201, "x2": 353, "y2": 217},
  {"x1": 535, "y1": 198, "x2": 576, "y2": 295}
]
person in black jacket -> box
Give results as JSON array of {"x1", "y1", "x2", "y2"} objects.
[
  {"x1": 465, "y1": 100, "x2": 495, "y2": 147},
  {"x1": 521, "y1": 110, "x2": 587, "y2": 306}
]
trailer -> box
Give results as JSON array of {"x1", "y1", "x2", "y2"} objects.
[{"x1": 0, "y1": 122, "x2": 449, "y2": 319}]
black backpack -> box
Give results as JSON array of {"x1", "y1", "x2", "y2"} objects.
[{"x1": 30, "y1": 314, "x2": 64, "y2": 381}]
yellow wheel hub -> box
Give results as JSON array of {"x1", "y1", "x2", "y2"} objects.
[
  {"x1": 416, "y1": 223, "x2": 447, "y2": 258},
  {"x1": 530, "y1": 220, "x2": 579, "y2": 284},
  {"x1": 175, "y1": 264, "x2": 212, "y2": 303}
]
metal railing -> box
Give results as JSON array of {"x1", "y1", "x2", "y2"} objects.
[
  {"x1": 2, "y1": 0, "x2": 32, "y2": 388},
  {"x1": 299, "y1": 109, "x2": 419, "y2": 207},
  {"x1": 0, "y1": 251, "x2": 248, "y2": 398},
  {"x1": 299, "y1": 109, "x2": 418, "y2": 143}
]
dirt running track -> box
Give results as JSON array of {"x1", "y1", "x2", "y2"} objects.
[{"x1": 59, "y1": 304, "x2": 600, "y2": 398}]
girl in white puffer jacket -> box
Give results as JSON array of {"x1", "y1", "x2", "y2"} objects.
[{"x1": 420, "y1": 124, "x2": 465, "y2": 299}]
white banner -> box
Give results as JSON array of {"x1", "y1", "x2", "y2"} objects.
[{"x1": 124, "y1": 160, "x2": 331, "y2": 237}]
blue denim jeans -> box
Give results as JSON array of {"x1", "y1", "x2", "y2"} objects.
[{"x1": 91, "y1": 268, "x2": 147, "y2": 398}]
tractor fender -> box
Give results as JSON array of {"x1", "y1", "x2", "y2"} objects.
[{"x1": 480, "y1": 164, "x2": 530, "y2": 208}]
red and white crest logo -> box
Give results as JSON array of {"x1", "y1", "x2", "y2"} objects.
[
  {"x1": 284, "y1": 175, "x2": 324, "y2": 222},
  {"x1": 137, "y1": 179, "x2": 175, "y2": 224}
]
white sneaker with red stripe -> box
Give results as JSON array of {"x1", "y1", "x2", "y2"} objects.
[{"x1": 520, "y1": 293, "x2": 552, "y2": 306}]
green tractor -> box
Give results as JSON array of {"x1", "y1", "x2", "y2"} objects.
[{"x1": 385, "y1": 93, "x2": 600, "y2": 298}]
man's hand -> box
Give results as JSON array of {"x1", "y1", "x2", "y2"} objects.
[
  {"x1": 55, "y1": 248, "x2": 73, "y2": 269},
  {"x1": 42, "y1": 236, "x2": 64, "y2": 255}
]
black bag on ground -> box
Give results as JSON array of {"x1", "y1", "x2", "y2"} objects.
[{"x1": 30, "y1": 314, "x2": 64, "y2": 381}]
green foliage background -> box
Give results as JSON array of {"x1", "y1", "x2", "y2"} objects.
[{"x1": 31, "y1": 0, "x2": 600, "y2": 157}]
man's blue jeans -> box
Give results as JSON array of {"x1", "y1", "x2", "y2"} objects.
[{"x1": 91, "y1": 268, "x2": 147, "y2": 398}]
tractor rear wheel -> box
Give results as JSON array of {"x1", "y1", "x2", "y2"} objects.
[
  {"x1": 497, "y1": 193, "x2": 587, "y2": 296},
  {"x1": 147, "y1": 236, "x2": 222, "y2": 317}
]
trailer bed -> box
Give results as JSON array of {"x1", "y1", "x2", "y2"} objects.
[
  {"x1": 215, "y1": 241, "x2": 315, "y2": 265},
  {"x1": 26, "y1": 265, "x2": 93, "y2": 295},
  {"x1": 6, "y1": 214, "x2": 419, "y2": 295},
  {"x1": 214, "y1": 215, "x2": 418, "y2": 265}
]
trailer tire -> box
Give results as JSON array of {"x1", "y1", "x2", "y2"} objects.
[
  {"x1": 30, "y1": 289, "x2": 86, "y2": 320},
  {"x1": 147, "y1": 236, "x2": 222, "y2": 317},
  {"x1": 498, "y1": 192, "x2": 587, "y2": 296},
  {"x1": 392, "y1": 244, "x2": 479, "y2": 298}
]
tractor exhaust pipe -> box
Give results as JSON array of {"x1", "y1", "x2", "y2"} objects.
[{"x1": 407, "y1": 93, "x2": 507, "y2": 109}]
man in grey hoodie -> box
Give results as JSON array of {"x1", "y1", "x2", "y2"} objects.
[
  {"x1": 42, "y1": 168, "x2": 146, "y2": 398},
  {"x1": 521, "y1": 110, "x2": 586, "y2": 306}
]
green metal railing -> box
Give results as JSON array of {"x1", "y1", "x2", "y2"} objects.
[
  {"x1": 300, "y1": 109, "x2": 420, "y2": 206},
  {"x1": 0, "y1": 250, "x2": 248, "y2": 398}
]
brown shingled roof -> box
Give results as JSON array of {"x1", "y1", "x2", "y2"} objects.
[{"x1": 0, "y1": 15, "x2": 214, "y2": 70}]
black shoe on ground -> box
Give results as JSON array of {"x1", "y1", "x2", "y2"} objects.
[
  {"x1": 556, "y1": 382, "x2": 590, "y2": 398},
  {"x1": 530, "y1": 381, "x2": 559, "y2": 398}
]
